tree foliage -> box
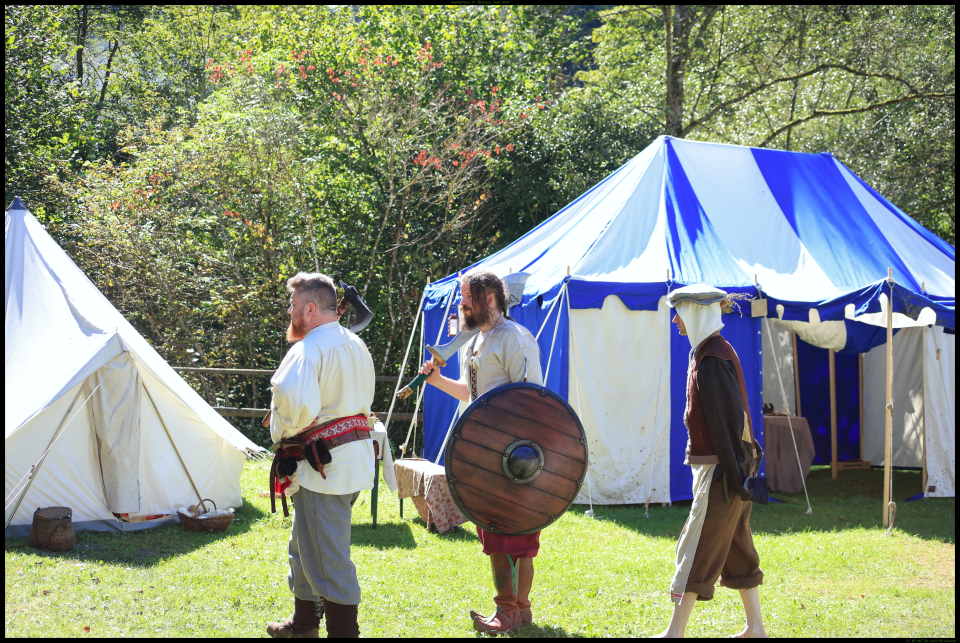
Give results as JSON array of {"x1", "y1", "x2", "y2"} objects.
[{"x1": 6, "y1": 5, "x2": 955, "y2": 448}]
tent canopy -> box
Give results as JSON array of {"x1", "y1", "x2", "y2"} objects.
[
  {"x1": 417, "y1": 137, "x2": 954, "y2": 503},
  {"x1": 6, "y1": 197, "x2": 263, "y2": 534},
  {"x1": 424, "y1": 136, "x2": 954, "y2": 332}
]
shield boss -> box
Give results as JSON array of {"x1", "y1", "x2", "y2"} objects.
[{"x1": 444, "y1": 383, "x2": 589, "y2": 535}]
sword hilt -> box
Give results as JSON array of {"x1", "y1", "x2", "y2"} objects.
[{"x1": 397, "y1": 372, "x2": 429, "y2": 400}]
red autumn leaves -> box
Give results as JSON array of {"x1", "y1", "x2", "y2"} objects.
[{"x1": 414, "y1": 141, "x2": 514, "y2": 170}]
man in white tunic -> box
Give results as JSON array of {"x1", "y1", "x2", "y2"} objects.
[
  {"x1": 266, "y1": 272, "x2": 376, "y2": 639},
  {"x1": 420, "y1": 270, "x2": 544, "y2": 634}
]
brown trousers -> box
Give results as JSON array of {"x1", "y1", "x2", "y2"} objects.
[{"x1": 684, "y1": 479, "x2": 763, "y2": 600}]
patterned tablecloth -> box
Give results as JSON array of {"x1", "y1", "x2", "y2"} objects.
[
  {"x1": 393, "y1": 459, "x2": 468, "y2": 533},
  {"x1": 763, "y1": 415, "x2": 816, "y2": 494}
]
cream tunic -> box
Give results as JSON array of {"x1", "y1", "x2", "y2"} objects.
[
  {"x1": 459, "y1": 318, "x2": 544, "y2": 400},
  {"x1": 269, "y1": 321, "x2": 376, "y2": 495}
]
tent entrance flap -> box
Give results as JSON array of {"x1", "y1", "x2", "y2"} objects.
[
  {"x1": 568, "y1": 295, "x2": 671, "y2": 505},
  {"x1": 87, "y1": 353, "x2": 142, "y2": 514}
]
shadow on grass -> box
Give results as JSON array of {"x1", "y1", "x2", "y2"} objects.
[
  {"x1": 407, "y1": 517, "x2": 482, "y2": 543},
  {"x1": 351, "y1": 521, "x2": 418, "y2": 549},
  {"x1": 3, "y1": 493, "x2": 272, "y2": 568},
  {"x1": 750, "y1": 467, "x2": 955, "y2": 543},
  {"x1": 505, "y1": 623, "x2": 585, "y2": 638},
  {"x1": 562, "y1": 468, "x2": 954, "y2": 544}
]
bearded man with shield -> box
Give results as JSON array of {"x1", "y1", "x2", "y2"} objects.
[{"x1": 419, "y1": 270, "x2": 589, "y2": 634}]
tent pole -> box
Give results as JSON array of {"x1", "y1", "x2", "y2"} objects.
[
  {"x1": 401, "y1": 301, "x2": 427, "y2": 459},
  {"x1": 830, "y1": 349, "x2": 838, "y2": 480},
  {"x1": 142, "y1": 380, "x2": 203, "y2": 504},
  {"x1": 857, "y1": 353, "x2": 864, "y2": 462},
  {"x1": 921, "y1": 330, "x2": 927, "y2": 495},
  {"x1": 793, "y1": 333, "x2": 802, "y2": 417},
  {"x1": 5, "y1": 386, "x2": 85, "y2": 530},
  {"x1": 564, "y1": 284, "x2": 595, "y2": 517},
  {"x1": 883, "y1": 269, "x2": 894, "y2": 528},
  {"x1": 385, "y1": 289, "x2": 427, "y2": 446}
]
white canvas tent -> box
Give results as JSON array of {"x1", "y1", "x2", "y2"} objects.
[{"x1": 5, "y1": 197, "x2": 265, "y2": 536}]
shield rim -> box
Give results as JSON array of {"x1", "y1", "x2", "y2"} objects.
[{"x1": 444, "y1": 382, "x2": 589, "y2": 536}]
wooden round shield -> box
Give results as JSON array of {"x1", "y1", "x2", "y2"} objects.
[{"x1": 444, "y1": 382, "x2": 589, "y2": 536}]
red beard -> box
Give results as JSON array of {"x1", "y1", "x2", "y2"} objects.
[{"x1": 286, "y1": 310, "x2": 309, "y2": 342}]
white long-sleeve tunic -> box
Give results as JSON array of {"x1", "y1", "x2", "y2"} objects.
[{"x1": 269, "y1": 321, "x2": 376, "y2": 495}]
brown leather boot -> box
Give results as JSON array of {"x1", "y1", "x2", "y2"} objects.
[
  {"x1": 266, "y1": 597, "x2": 321, "y2": 638},
  {"x1": 517, "y1": 557, "x2": 534, "y2": 625},
  {"x1": 470, "y1": 554, "x2": 520, "y2": 634},
  {"x1": 322, "y1": 598, "x2": 359, "y2": 638}
]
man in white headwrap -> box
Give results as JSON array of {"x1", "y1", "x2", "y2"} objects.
[{"x1": 654, "y1": 285, "x2": 767, "y2": 639}]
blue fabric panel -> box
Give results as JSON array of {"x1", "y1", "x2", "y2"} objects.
[
  {"x1": 722, "y1": 314, "x2": 766, "y2": 479},
  {"x1": 841, "y1": 320, "x2": 899, "y2": 354},
  {"x1": 766, "y1": 281, "x2": 954, "y2": 330},
  {"x1": 664, "y1": 141, "x2": 753, "y2": 287},
  {"x1": 834, "y1": 351, "x2": 861, "y2": 462},
  {"x1": 752, "y1": 149, "x2": 916, "y2": 293},
  {"x1": 512, "y1": 298, "x2": 569, "y2": 403},
  {"x1": 567, "y1": 280, "x2": 668, "y2": 311},
  {"x1": 421, "y1": 302, "x2": 464, "y2": 464},
  {"x1": 796, "y1": 339, "x2": 860, "y2": 465},
  {"x1": 669, "y1": 312, "x2": 693, "y2": 502},
  {"x1": 668, "y1": 313, "x2": 765, "y2": 502},
  {"x1": 797, "y1": 339, "x2": 831, "y2": 465}
]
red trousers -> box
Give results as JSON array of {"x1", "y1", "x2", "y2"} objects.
[{"x1": 477, "y1": 527, "x2": 541, "y2": 558}]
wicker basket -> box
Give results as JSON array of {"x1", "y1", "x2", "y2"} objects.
[
  {"x1": 178, "y1": 499, "x2": 234, "y2": 533},
  {"x1": 30, "y1": 506, "x2": 75, "y2": 552}
]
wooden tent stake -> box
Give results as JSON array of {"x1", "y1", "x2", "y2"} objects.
[{"x1": 830, "y1": 349, "x2": 838, "y2": 480}]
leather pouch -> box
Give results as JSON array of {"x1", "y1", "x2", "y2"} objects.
[{"x1": 743, "y1": 475, "x2": 769, "y2": 505}]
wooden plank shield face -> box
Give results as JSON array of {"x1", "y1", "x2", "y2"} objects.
[{"x1": 444, "y1": 382, "x2": 588, "y2": 535}]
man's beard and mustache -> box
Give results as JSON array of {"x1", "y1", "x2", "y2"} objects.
[
  {"x1": 459, "y1": 301, "x2": 494, "y2": 331},
  {"x1": 286, "y1": 309, "x2": 309, "y2": 342}
]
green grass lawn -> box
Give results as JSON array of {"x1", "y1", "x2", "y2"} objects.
[{"x1": 5, "y1": 463, "x2": 955, "y2": 638}]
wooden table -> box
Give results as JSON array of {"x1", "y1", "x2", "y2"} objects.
[
  {"x1": 393, "y1": 459, "x2": 468, "y2": 534},
  {"x1": 763, "y1": 415, "x2": 816, "y2": 494}
]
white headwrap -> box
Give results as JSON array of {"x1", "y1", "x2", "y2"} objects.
[{"x1": 675, "y1": 299, "x2": 724, "y2": 351}]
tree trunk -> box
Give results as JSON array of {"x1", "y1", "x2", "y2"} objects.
[
  {"x1": 663, "y1": 5, "x2": 687, "y2": 137},
  {"x1": 76, "y1": 5, "x2": 88, "y2": 86}
]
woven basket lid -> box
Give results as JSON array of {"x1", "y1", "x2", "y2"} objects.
[{"x1": 34, "y1": 506, "x2": 72, "y2": 520}]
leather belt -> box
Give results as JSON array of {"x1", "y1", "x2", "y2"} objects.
[
  {"x1": 269, "y1": 424, "x2": 379, "y2": 517},
  {"x1": 323, "y1": 427, "x2": 372, "y2": 451}
]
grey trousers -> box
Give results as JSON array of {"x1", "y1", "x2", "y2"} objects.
[{"x1": 288, "y1": 488, "x2": 361, "y2": 605}]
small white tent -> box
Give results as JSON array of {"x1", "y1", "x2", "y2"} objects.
[{"x1": 5, "y1": 197, "x2": 264, "y2": 536}]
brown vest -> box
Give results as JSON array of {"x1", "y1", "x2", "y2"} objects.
[{"x1": 684, "y1": 334, "x2": 753, "y2": 463}]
